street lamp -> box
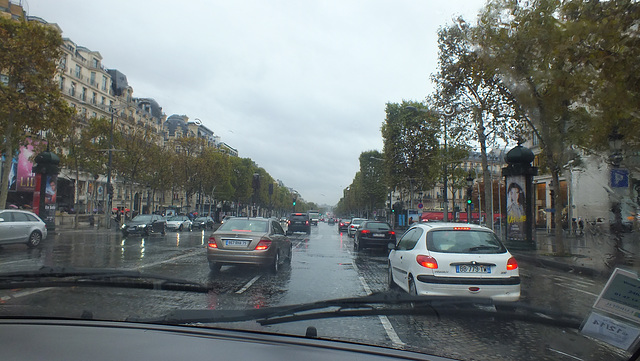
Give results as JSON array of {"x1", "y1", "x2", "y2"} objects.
[
  {"x1": 608, "y1": 127, "x2": 624, "y2": 266},
  {"x1": 466, "y1": 172, "x2": 474, "y2": 224}
]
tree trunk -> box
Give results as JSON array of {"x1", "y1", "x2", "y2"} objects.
[
  {"x1": 475, "y1": 108, "x2": 493, "y2": 229},
  {"x1": 0, "y1": 112, "x2": 15, "y2": 209}
]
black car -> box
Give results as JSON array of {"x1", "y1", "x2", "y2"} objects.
[
  {"x1": 121, "y1": 214, "x2": 166, "y2": 237},
  {"x1": 353, "y1": 221, "x2": 396, "y2": 251},
  {"x1": 327, "y1": 218, "x2": 336, "y2": 225},
  {"x1": 192, "y1": 216, "x2": 215, "y2": 230},
  {"x1": 338, "y1": 218, "x2": 350, "y2": 232},
  {"x1": 287, "y1": 213, "x2": 310, "y2": 235}
]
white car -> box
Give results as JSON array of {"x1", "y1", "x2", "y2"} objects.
[
  {"x1": 0, "y1": 209, "x2": 47, "y2": 247},
  {"x1": 165, "y1": 215, "x2": 192, "y2": 232},
  {"x1": 347, "y1": 218, "x2": 367, "y2": 238},
  {"x1": 388, "y1": 223, "x2": 520, "y2": 302}
]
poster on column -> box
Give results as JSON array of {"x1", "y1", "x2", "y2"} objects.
[{"x1": 506, "y1": 175, "x2": 526, "y2": 241}]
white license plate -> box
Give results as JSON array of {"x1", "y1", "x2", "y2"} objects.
[
  {"x1": 373, "y1": 233, "x2": 386, "y2": 237},
  {"x1": 225, "y1": 240, "x2": 249, "y2": 247},
  {"x1": 456, "y1": 265, "x2": 490, "y2": 273}
]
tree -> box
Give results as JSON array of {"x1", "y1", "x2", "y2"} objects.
[
  {"x1": 51, "y1": 116, "x2": 110, "y2": 226},
  {"x1": 358, "y1": 150, "x2": 387, "y2": 218},
  {"x1": 473, "y1": 0, "x2": 594, "y2": 253},
  {"x1": 0, "y1": 17, "x2": 74, "y2": 208},
  {"x1": 432, "y1": 20, "x2": 523, "y2": 229},
  {"x1": 381, "y1": 101, "x2": 441, "y2": 194}
]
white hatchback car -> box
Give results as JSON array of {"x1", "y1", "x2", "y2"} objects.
[
  {"x1": 388, "y1": 223, "x2": 520, "y2": 302},
  {"x1": 0, "y1": 209, "x2": 48, "y2": 247}
]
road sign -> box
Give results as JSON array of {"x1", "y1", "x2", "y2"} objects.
[
  {"x1": 611, "y1": 169, "x2": 629, "y2": 188},
  {"x1": 418, "y1": 203, "x2": 423, "y2": 209}
]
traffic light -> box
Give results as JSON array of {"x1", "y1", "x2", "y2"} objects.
[
  {"x1": 292, "y1": 197, "x2": 296, "y2": 206},
  {"x1": 467, "y1": 198, "x2": 472, "y2": 204}
]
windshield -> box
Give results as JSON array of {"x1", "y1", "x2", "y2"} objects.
[
  {"x1": 132, "y1": 215, "x2": 153, "y2": 222},
  {"x1": 217, "y1": 219, "x2": 268, "y2": 233},
  {"x1": 2, "y1": 1, "x2": 639, "y2": 360}
]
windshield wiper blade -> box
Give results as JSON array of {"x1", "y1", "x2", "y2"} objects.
[
  {"x1": 0, "y1": 266, "x2": 211, "y2": 293},
  {"x1": 133, "y1": 292, "x2": 583, "y2": 330}
]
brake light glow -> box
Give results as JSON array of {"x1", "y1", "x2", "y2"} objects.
[
  {"x1": 453, "y1": 227, "x2": 471, "y2": 230},
  {"x1": 360, "y1": 230, "x2": 371, "y2": 234},
  {"x1": 207, "y1": 236, "x2": 218, "y2": 248},
  {"x1": 305, "y1": 221, "x2": 309, "y2": 225},
  {"x1": 287, "y1": 220, "x2": 291, "y2": 225},
  {"x1": 506, "y1": 257, "x2": 518, "y2": 270},
  {"x1": 255, "y1": 239, "x2": 272, "y2": 250},
  {"x1": 389, "y1": 231, "x2": 395, "y2": 235},
  {"x1": 416, "y1": 255, "x2": 438, "y2": 269}
]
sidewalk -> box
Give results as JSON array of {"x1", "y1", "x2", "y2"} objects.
[{"x1": 511, "y1": 230, "x2": 640, "y2": 278}]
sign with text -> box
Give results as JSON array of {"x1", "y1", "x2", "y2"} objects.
[
  {"x1": 593, "y1": 268, "x2": 640, "y2": 324},
  {"x1": 581, "y1": 312, "x2": 640, "y2": 350}
]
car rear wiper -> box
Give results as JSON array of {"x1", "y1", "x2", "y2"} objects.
[
  {"x1": 132, "y1": 291, "x2": 583, "y2": 330},
  {"x1": 0, "y1": 266, "x2": 211, "y2": 293}
]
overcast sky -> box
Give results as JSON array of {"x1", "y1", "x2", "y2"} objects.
[{"x1": 25, "y1": 0, "x2": 486, "y2": 206}]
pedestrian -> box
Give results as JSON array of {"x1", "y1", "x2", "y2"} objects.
[
  {"x1": 408, "y1": 217, "x2": 414, "y2": 225},
  {"x1": 571, "y1": 218, "x2": 577, "y2": 236},
  {"x1": 578, "y1": 218, "x2": 584, "y2": 235}
]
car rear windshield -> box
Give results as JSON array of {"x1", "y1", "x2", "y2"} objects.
[
  {"x1": 133, "y1": 215, "x2": 153, "y2": 222},
  {"x1": 363, "y1": 222, "x2": 391, "y2": 231},
  {"x1": 351, "y1": 219, "x2": 366, "y2": 225},
  {"x1": 217, "y1": 219, "x2": 268, "y2": 233},
  {"x1": 427, "y1": 230, "x2": 506, "y2": 254},
  {"x1": 289, "y1": 214, "x2": 308, "y2": 221}
]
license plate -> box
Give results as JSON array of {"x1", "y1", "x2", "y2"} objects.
[
  {"x1": 225, "y1": 240, "x2": 249, "y2": 247},
  {"x1": 373, "y1": 233, "x2": 386, "y2": 237},
  {"x1": 456, "y1": 265, "x2": 490, "y2": 273}
]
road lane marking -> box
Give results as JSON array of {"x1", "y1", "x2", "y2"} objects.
[
  {"x1": 350, "y1": 255, "x2": 405, "y2": 347},
  {"x1": 0, "y1": 249, "x2": 204, "y2": 301},
  {"x1": 553, "y1": 276, "x2": 594, "y2": 286},
  {"x1": 236, "y1": 275, "x2": 261, "y2": 294},
  {"x1": 555, "y1": 282, "x2": 599, "y2": 297},
  {"x1": 0, "y1": 287, "x2": 54, "y2": 302},
  {"x1": 135, "y1": 249, "x2": 202, "y2": 270}
]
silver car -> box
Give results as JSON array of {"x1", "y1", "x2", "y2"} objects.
[{"x1": 0, "y1": 209, "x2": 47, "y2": 247}]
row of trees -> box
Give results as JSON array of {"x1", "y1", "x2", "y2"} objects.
[
  {"x1": 0, "y1": 17, "x2": 314, "y2": 217},
  {"x1": 338, "y1": 0, "x2": 640, "y2": 256}
]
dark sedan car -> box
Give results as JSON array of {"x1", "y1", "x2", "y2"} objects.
[
  {"x1": 121, "y1": 214, "x2": 166, "y2": 237},
  {"x1": 192, "y1": 216, "x2": 215, "y2": 230},
  {"x1": 338, "y1": 218, "x2": 350, "y2": 232},
  {"x1": 353, "y1": 221, "x2": 396, "y2": 251},
  {"x1": 207, "y1": 217, "x2": 292, "y2": 273}
]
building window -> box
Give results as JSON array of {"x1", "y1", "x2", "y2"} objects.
[
  {"x1": 102, "y1": 76, "x2": 108, "y2": 91},
  {"x1": 70, "y1": 82, "x2": 76, "y2": 96},
  {"x1": 92, "y1": 58, "x2": 99, "y2": 68},
  {"x1": 532, "y1": 132, "x2": 539, "y2": 146},
  {"x1": 60, "y1": 55, "x2": 67, "y2": 69},
  {"x1": 90, "y1": 72, "x2": 96, "y2": 86},
  {"x1": 101, "y1": 96, "x2": 106, "y2": 105},
  {"x1": 92, "y1": 112, "x2": 97, "y2": 118},
  {"x1": 81, "y1": 87, "x2": 87, "y2": 101},
  {"x1": 59, "y1": 76, "x2": 64, "y2": 90},
  {"x1": 75, "y1": 64, "x2": 82, "y2": 78},
  {"x1": 92, "y1": 92, "x2": 96, "y2": 104}
]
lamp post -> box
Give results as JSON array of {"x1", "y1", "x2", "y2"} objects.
[
  {"x1": 608, "y1": 127, "x2": 624, "y2": 266},
  {"x1": 466, "y1": 172, "x2": 474, "y2": 224}
]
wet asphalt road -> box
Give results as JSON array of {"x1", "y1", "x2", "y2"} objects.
[{"x1": 0, "y1": 222, "x2": 630, "y2": 360}]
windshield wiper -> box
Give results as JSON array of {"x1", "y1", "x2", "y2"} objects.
[
  {"x1": 132, "y1": 292, "x2": 583, "y2": 330},
  {"x1": 0, "y1": 266, "x2": 211, "y2": 293}
]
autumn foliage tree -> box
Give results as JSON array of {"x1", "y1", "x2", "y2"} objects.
[{"x1": 0, "y1": 17, "x2": 74, "y2": 209}]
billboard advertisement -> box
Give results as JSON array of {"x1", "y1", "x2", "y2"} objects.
[
  {"x1": 16, "y1": 142, "x2": 36, "y2": 192},
  {"x1": 507, "y1": 175, "x2": 526, "y2": 241}
]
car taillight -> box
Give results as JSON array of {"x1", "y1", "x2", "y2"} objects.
[
  {"x1": 389, "y1": 231, "x2": 395, "y2": 235},
  {"x1": 416, "y1": 255, "x2": 438, "y2": 269},
  {"x1": 255, "y1": 239, "x2": 272, "y2": 250},
  {"x1": 506, "y1": 257, "x2": 518, "y2": 270},
  {"x1": 207, "y1": 236, "x2": 218, "y2": 248},
  {"x1": 360, "y1": 230, "x2": 370, "y2": 234},
  {"x1": 305, "y1": 221, "x2": 309, "y2": 225},
  {"x1": 287, "y1": 220, "x2": 291, "y2": 225}
]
